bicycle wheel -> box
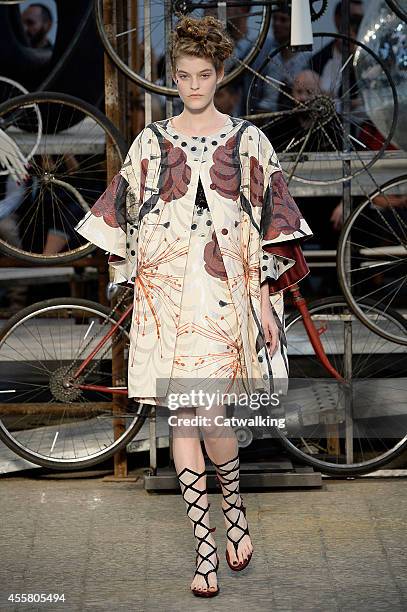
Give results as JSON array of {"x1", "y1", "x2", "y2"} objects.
[
  {"x1": 274, "y1": 296, "x2": 407, "y2": 475},
  {"x1": 0, "y1": 77, "x2": 42, "y2": 176},
  {"x1": 337, "y1": 175, "x2": 407, "y2": 346},
  {"x1": 0, "y1": 297, "x2": 150, "y2": 470},
  {"x1": 386, "y1": 0, "x2": 407, "y2": 21},
  {"x1": 94, "y1": 0, "x2": 271, "y2": 95},
  {"x1": 0, "y1": 76, "x2": 27, "y2": 98},
  {"x1": 0, "y1": 91, "x2": 127, "y2": 264},
  {"x1": 246, "y1": 32, "x2": 398, "y2": 185}
]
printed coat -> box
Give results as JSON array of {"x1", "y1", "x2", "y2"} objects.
[{"x1": 75, "y1": 115, "x2": 313, "y2": 400}]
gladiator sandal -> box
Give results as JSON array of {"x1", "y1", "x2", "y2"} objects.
[
  {"x1": 212, "y1": 453, "x2": 253, "y2": 571},
  {"x1": 177, "y1": 466, "x2": 220, "y2": 597}
]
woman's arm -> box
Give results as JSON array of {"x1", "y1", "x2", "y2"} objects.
[{"x1": 260, "y1": 281, "x2": 279, "y2": 356}]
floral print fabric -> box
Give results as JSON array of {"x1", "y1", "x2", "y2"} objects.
[
  {"x1": 146, "y1": 176, "x2": 249, "y2": 407},
  {"x1": 75, "y1": 116, "x2": 313, "y2": 402}
]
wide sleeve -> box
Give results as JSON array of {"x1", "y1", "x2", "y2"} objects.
[
  {"x1": 74, "y1": 130, "x2": 143, "y2": 284},
  {"x1": 259, "y1": 134, "x2": 313, "y2": 293}
]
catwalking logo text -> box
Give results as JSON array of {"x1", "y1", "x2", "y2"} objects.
[{"x1": 168, "y1": 414, "x2": 286, "y2": 429}]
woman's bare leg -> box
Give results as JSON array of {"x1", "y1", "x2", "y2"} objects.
[
  {"x1": 198, "y1": 404, "x2": 253, "y2": 567},
  {"x1": 171, "y1": 406, "x2": 218, "y2": 594}
]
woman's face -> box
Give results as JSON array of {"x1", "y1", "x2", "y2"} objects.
[{"x1": 173, "y1": 54, "x2": 224, "y2": 110}]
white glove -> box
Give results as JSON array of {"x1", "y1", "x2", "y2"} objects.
[{"x1": 0, "y1": 128, "x2": 29, "y2": 184}]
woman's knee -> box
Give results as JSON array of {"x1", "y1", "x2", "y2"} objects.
[
  {"x1": 198, "y1": 406, "x2": 235, "y2": 442},
  {"x1": 169, "y1": 406, "x2": 200, "y2": 439}
]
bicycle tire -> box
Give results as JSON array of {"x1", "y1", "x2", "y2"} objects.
[
  {"x1": 0, "y1": 297, "x2": 150, "y2": 470},
  {"x1": 276, "y1": 295, "x2": 407, "y2": 475},
  {"x1": 337, "y1": 174, "x2": 407, "y2": 346},
  {"x1": 385, "y1": 0, "x2": 407, "y2": 22},
  {"x1": 0, "y1": 76, "x2": 43, "y2": 177},
  {"x1": 36, "y1": 0, "x2": 94, "y2": 93},
  {"x1": 94, "y1": 0, "x2": 271, "y2": 95},
  {"x1": 0, "y1": 91, "x2": 127, "y2": 264}
]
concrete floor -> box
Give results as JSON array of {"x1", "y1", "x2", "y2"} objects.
[{"x1": 0, "y1": 470, "x2": 406, "y2": 612}]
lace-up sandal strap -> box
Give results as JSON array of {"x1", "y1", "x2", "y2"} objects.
[
  {"x1": 212, "y1": 456, "x2": 251, "y2": 559},
  {"x1": 195, "y1": 542, "x2": 218, "y2": 571},
  {"x1": 177, "y1": 466, "x2": 207, "y2": 513},
  {"x1": 177, "y1": 467, "x2": 218, "y2": 584},
  {"x1": 212, "y1": 455, "x2": 240, "y2": 492},
  {"x1": 222, "y1": 494, "x2": 250, "y2": 552},
  {"x1": 195, "y1": 563, "x2": 218, "y2": 589},
  {"x1": 212, "y1": 453, "x2": 240, "y2": 468},
  {"x1": 226, "y1": 521, "x2": 250, "y2": 555},
  {"x1": 213, "y1": 456, "x2": 245, "y2": 515},
  {"x1": 194, "y1": 534, "x2": 219, "y2": 590},
  {"x1": 215, "y1": 473, "x2": 240, "y2": 502},
  {"x1": 194, "y1": 528, "x2": 217, "y2": 560},
  {"x1": 176, "y1": 468, "x2": 212, "y2": 525}
]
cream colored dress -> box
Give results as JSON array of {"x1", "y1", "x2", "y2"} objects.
[{"x1": 138, "y1": 176, "x2": 249, "y2": 409}]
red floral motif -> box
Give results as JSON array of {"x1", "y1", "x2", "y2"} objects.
[
  {"x1": 263, "y1": 171, "x2": 303, "y2": 240},
  {"x1": 203, "y1": 230, "x2": 228, "y2": 281},
  {"x1": 140, "y1": 158, "x2": 148, "y2": 202},
  {"x1": 159, "y1": 138, "x2": 191, "y2": 202},
  {"x1": 91, "y1": 174, "x2": 121, "y2": 228},
  {"x1": 209, "y1": 134, "x2": 240, "y2": 200},
  {"x1": 250, "y1": 156, "x2": 264, "y2": 207},
  {"x1": 108, "y1": 254, "x2": 124, "y2": 263}
]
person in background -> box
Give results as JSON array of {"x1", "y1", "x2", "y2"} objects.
[
  {"x1": 260, "y1": 69, "x2": 342, "y2": 297},
  {"x1": 268, "y1": 69, "x2": 345, "y2": 153},
  {"x1": 309, "y1": 0, "x2": 364, "y2": 101},
  {"x1": 242, "y1": 8, "x2": 308, "y2": 116},
  {"x1": 0, "y1": 175, "x2": 28, "y2": 310},
  {"x1": 21, "y1": 3, "x2": 53, "y2": 50}
]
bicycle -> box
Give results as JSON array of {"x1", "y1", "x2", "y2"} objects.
[
  {"x1": 0, "y1": 0, "x2": 405, "y2": 476},
  {"x1": 245, "y1": 32, "x2": 398, "y2": 185},
  {"x1": 0, "y1": 91, "x2": 127, "y2": 263},
  {"x1": 337, "y1": 174, "x2": 407, "y2": 346},
  {"x1": 94, "y1": 0, "x2": 328, "y2": 96},
  {"x1": 0, "y1": 281, "x2": 406, "y2": 475}
]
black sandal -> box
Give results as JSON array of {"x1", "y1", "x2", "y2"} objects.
[
  {"x1": 177, "y1": 466, "x2": 220, "y2": 597},
  {"x1": 213, "y1": 454, "x2": 253, "y2": 571}
]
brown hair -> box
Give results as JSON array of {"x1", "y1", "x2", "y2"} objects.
[{"x1": 169, "y1": 15, "x2": 234, "y2": 75}]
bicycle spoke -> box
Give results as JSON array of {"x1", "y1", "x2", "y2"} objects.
[
  {"x1": 0, "y1": 93, "x2": 125, "y2": 262},
  {"x1": 0, "y1": 299, "x2": 146, "y2": 468},
  {"x1": 283, "y1": 297, "x2": 407, "y2": 473}
]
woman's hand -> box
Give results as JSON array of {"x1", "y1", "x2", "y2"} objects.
[
  {"x1": 330, "y1": 200, "x2": 343, "y2": 231},
  {"x1": 260, "y1": 282, "x2": 279, "y2": 356}
]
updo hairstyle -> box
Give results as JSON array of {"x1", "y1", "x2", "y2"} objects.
[{"x1": 169, "y1": 15, "x2": 234, "y2": 75}]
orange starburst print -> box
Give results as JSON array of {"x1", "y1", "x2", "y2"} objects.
[
  {"x1": 185, "y1": 315, "x2": 247, "y2": 390},
  {"x1": 131, "y1": 236, "x2": 188, "y2": 362}
]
